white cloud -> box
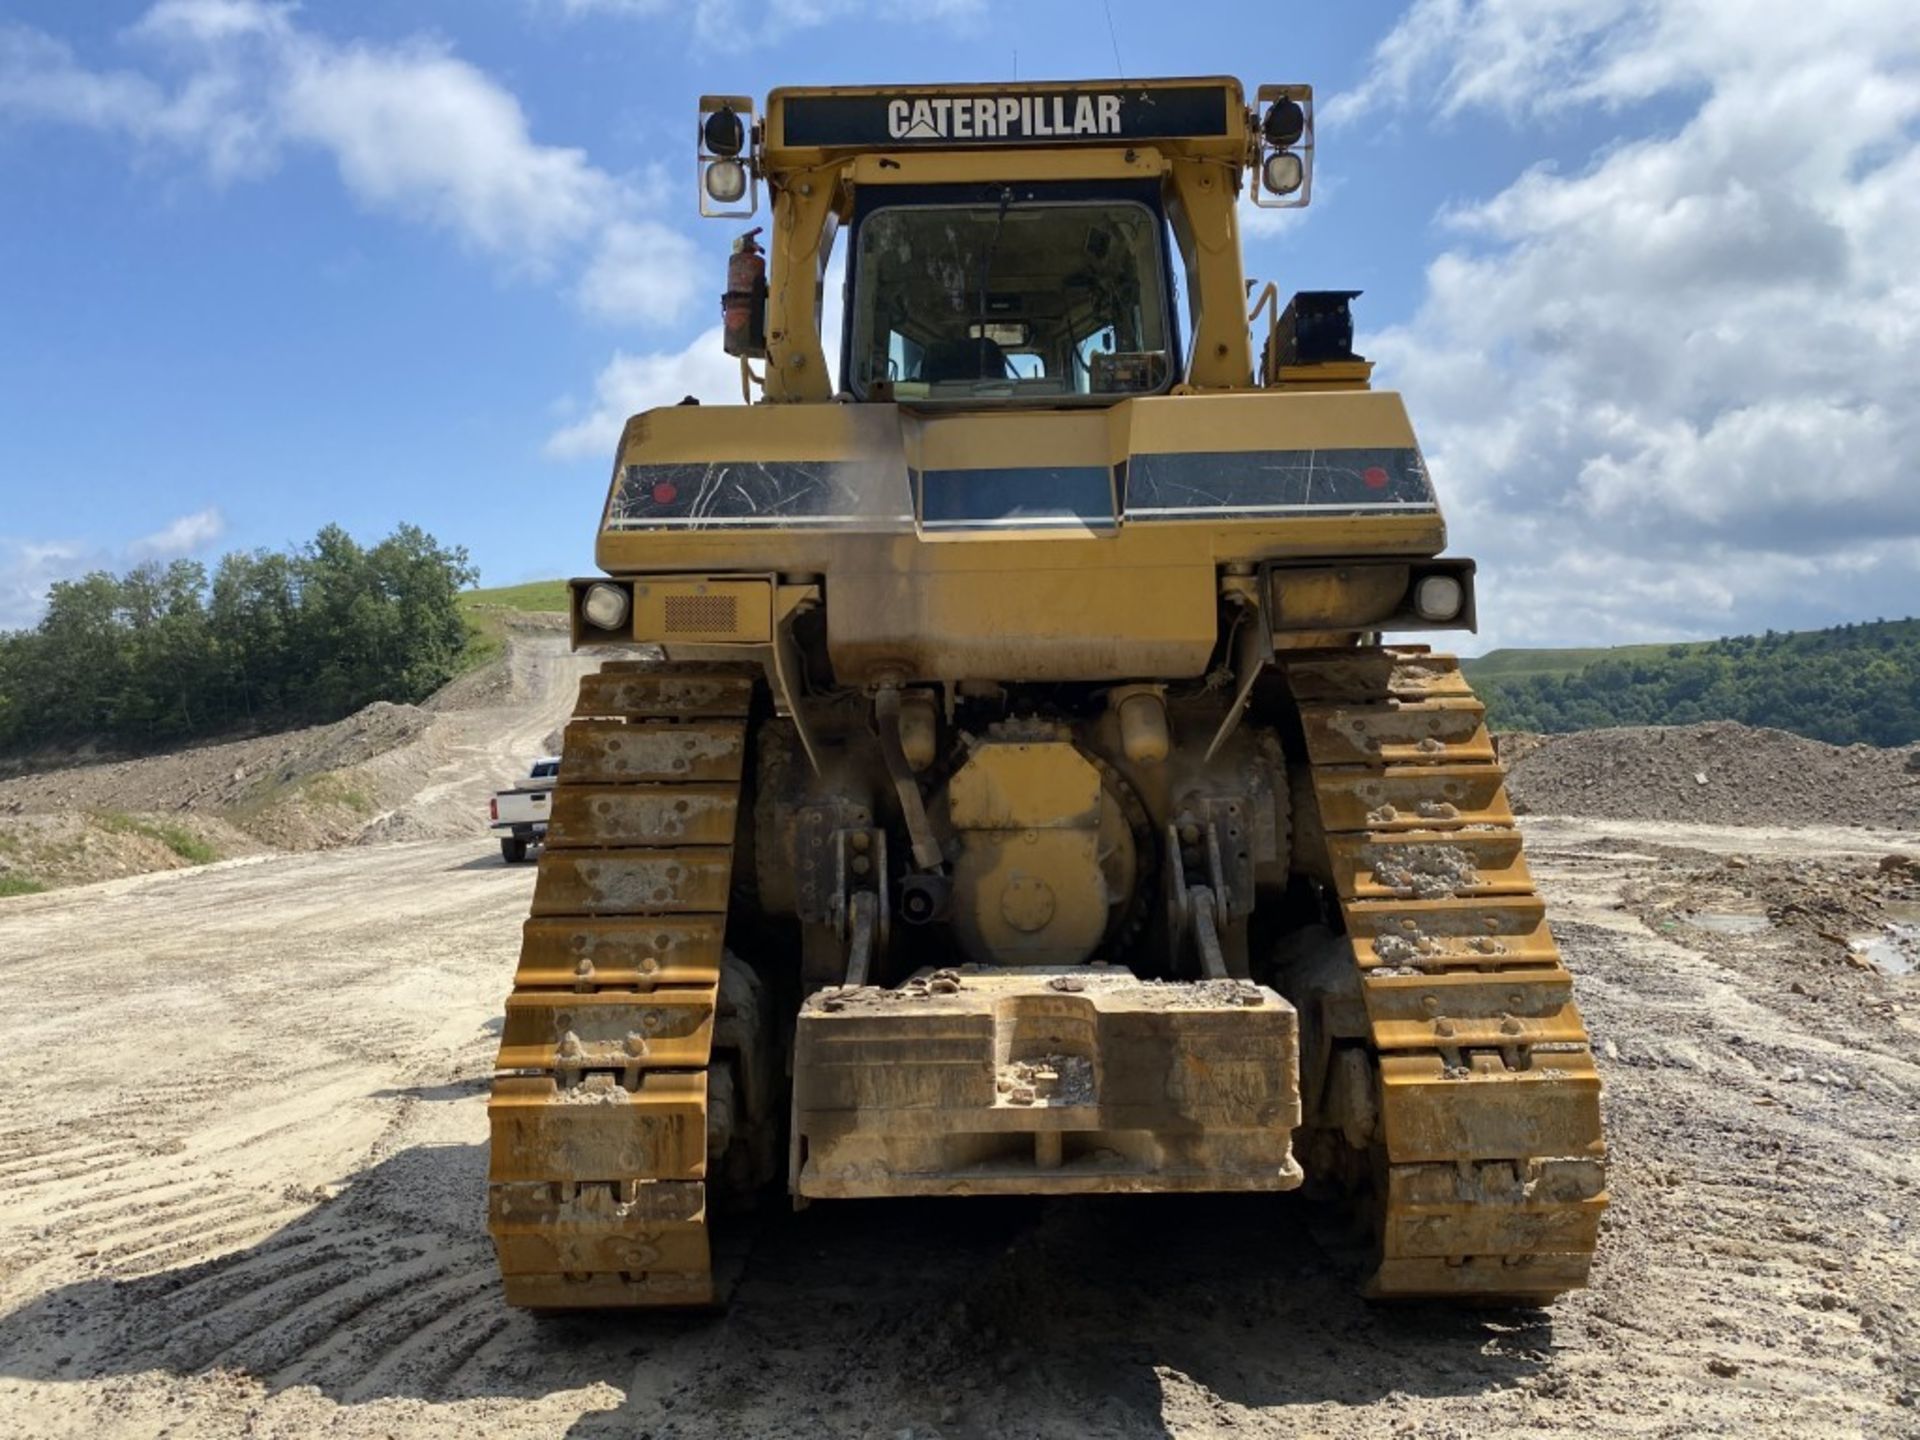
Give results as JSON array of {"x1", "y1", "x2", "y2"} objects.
[
  {"x1": 576, "y1": 220, "x2": 706, "y2": 325},
  {"x1": 133, "y1": 0, "x2": 292, "y2": 47},
  {"x1": 1237, "y1": 191, "x2": 1307, "y2": 243},
  {"x1": 0, "y1": 19, "x2": 277, "y2": 180},
  {"x1": 128, "y1": 506, "x2": 226, "y2": 560},
  {"x1": 0, "y1": 3, "x2": 701, "y2": 310},
  {"x1": 0, "y1": 507, "x2": 226, "y2": 629},
  {"x1": 279, "y1": 42, "x2": 616, "y2": 265},
  {"x1": 546, "y1": 0, "x2": 985, "y2": 44},
  {"x1": 548, "y1": 248, "x2": 847, "y2": 461},
  {"x1": 0, "y1": 28, "x2": 155, "y2": 129},
  {"x1": 1349, "y1": 0, "x2": 1920, "y2": 648},
  {"x1": 1333, "y1": 0, "x2": 1636, "y2": 125},
  {"x1": 1339, "y1": 0, "x2": 1918, "y2": 124},
  {"x1": 0, "y1": 540, "x2": 91, "y2": 632},
  {"x1": 543, "y1": 330, "x2": 745, "y2": 460},
  {"x1": 1238, "y1": 167, "x2": 1336, "y2": 244}
]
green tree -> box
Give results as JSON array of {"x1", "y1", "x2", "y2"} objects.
[
  {"x1": 0, "y1": 523, "x2": 480, "y2": 756},
  {"x1": 1475, "y1": 618, "x2": 1920, "y2": 746}
]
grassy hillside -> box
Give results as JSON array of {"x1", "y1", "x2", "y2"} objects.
[
  {"x1": 1465, "y1": 641, "x2": 1709, "y2": 683},
  {"x1": 460, "y1": 579, "x2": 570, "y2": 613},
  {"x1": 455, "y1": 580, "x2": 570, "y2": 672},
  {"x1": 1466, "y1": 618, "x2": 1920, "y2": 746}
]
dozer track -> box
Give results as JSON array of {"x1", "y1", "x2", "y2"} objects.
[
  {"x1": 1282, "y1": 647, "x2": 1607, "y2": 1303},
  {"x1": 487, "y1": 662, "x2": 755, "y2": 1309}
]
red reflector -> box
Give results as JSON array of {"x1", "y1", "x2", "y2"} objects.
[
  {"x1": 489, "y1": 798, "x2": 498, "y2": 821},
  {"x1": 1362, "y1": 466, "x2": 1389, "y2": 490},
  {"x1": 652, "y1": 481, "x2": 679, "y2": 505}
]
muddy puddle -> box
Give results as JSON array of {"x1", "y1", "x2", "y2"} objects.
[{"x1": 1849, "y1": 910, "x2": 1919, "y2": 976}]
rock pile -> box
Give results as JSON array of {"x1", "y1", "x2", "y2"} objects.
[{"x1": 1498, "y1": 722, "x2": 1920, "y2": 829}]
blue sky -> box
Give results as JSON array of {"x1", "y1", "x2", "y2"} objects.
[{"x1": 2, "y1": 1, "x2": 1916, "y2": 650}]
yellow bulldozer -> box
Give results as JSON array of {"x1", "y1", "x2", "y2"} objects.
[{"x1": 485, "y1": 76, "x2": 1606, "y2": 1310}]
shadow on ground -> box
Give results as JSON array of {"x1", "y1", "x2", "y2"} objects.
[
  {"x1": 0, "y1": 1145, "x2": 1550, "y2": 1433},
  {"x1": 448, "y1": 850, "x2": 539, "y2": 873},
  {"x1": 567, "y1": 1193, "x2": 1554, "y2": 1439},
  {"x1": 371, "y1": 1075, "x2": 491, "y2": 1102}
]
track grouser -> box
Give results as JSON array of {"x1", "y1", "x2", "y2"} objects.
[{"x1": 486, "y1": 75, "x2": 1607, "y2": 1310}]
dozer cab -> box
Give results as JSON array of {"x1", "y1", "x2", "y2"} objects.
[{"x1": 486, "y1": 77, "x2": 1606, "y2": 1310}]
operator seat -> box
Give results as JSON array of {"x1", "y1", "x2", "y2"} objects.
[{"x1": 920, "y1": 336, "x2": 1009, "y2": 383}]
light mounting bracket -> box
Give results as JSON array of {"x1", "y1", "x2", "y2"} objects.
[
  {"x1": 1252, "y1": 83, "x2": 1314, "y2": 210},
  {"x1": 698, "y1": 93, "x2": 760, "y2": 218}
]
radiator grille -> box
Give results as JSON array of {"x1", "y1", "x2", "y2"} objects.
[{"x1": 664, "y1": 594, "x2": 739, "y2": 635}]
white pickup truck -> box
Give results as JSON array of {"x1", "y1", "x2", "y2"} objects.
[{"x1": 489, "y1": 756, "x2": 560, "y2": 863}]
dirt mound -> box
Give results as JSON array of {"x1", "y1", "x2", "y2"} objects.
[
  {"x1": 1489, "y1": 730, "x2": 1553, "y2": 768},
  {"x1": 0, "y1": 701, "x2": 428, "y2": 822},
  {"x1": 1502, "y1": 722, "x2": 1920, "y2": 829},
  {"x1": 0, "y1": 811, "x2": 268, "y2": 892},
  {"x1": 0, "y1": 619, "x2": 595, "y2": 893},
  {"x1": 0, "y1": 702, "x2": 436, "y2": 883}
]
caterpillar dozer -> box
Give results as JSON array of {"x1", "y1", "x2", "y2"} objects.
[{"x1": 486, "y1": 76, "x2": 1606, "y2": 1310}]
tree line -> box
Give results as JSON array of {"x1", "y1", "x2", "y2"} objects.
[
  {"x1": 1472, "y1": 619, "x2": 1920, "y2": 746},
  {"x1": 0, "y1": 524, "x2": 477, "y2": 754}
]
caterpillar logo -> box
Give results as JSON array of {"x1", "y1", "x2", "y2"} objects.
[
  {"x1": 777, "y1": 84, "x2": 1232, "y2": 149},
  {"x1": 888, "y1": 93, "x2": 1123, "y2": 142}
]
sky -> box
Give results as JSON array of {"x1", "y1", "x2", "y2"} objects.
[{"x1": 1, "y1": 0, "x2": 1916, "y2": 652}]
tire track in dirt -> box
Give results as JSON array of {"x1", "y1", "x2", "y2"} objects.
[
  {"x1": 291, "y1": 1264, "x2": 500, "y2": 1393},
  {"x1": 186, "y1": 1250, "x2": 459, "y2": 1377},
  {"x1": 0, "y1": 1144, "x2": 124, "y2": 1183},
  {"x1": 0, "y1": 829, "x2": 544, "y2": 1421}
]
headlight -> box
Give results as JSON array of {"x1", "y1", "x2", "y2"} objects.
[
  {"x1": 704, "y1": 159, "x2": 747, "y2": 205},
  {"x1": 1263, "y1": 152, "x2": 1304, "y2": 197},
  {"x1": 1413, "y1": 574, "x2": 1464, "y2": 623},
  {"x1": 581, "y1": 582, "x2": 631, "y2": 632}
]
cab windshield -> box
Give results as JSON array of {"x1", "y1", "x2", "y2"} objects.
[{"x1": 848, "y1": 199, "x2": 1172, "y2": 404}]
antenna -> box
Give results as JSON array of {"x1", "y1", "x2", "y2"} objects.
[{"x1": 1103, "y1": 0, "x2": 1125, "y2": 78}]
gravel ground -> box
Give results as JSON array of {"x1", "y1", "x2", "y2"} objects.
[
  {"x1": 2, "y1": 657, "x2": 1916, "y2": 1437},
  {"x1": 0, "y1": 814, "x2": 1913, "y2": 1439}
]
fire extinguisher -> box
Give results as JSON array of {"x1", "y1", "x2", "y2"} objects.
[{"x1": 722, "y1": 227, "x2": 767, "y2": 359}]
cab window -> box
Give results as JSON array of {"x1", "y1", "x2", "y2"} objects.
[{"x1": 850, "y1": 200, "x2": 1172, "y2": 404}]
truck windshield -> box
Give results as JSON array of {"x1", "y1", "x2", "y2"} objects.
[{"x1": 849, "y1": 200, "x2": 1171, "y2": 403}]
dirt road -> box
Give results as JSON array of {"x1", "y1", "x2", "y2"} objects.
[{"x1": 0, "y1": 812, "x2": 1914, "y2": 1438}]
